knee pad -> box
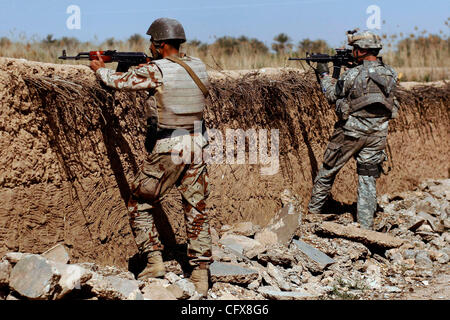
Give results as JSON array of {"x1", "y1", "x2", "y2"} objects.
[{"x1": 357, "y1": 163, "x2": 381, "y2": 178}]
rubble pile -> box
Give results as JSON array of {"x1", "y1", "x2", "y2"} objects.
[{"x1": 1, "y1": 179, "x2": 448, "y2": 300}]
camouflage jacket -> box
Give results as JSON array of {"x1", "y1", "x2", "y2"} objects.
[
  {"x1": 95, "y1": 60, "x2": 208, "y2": 153},
  {"x1": 96, "y1": 63, "x2": 163, "y2": 90},
  {"x1": 321, "y1": 59, "x2": 399, "y2": 138}
]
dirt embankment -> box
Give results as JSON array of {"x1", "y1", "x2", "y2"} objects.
[{"x1": 0, "y1": 58, "x2": 448, "y2": 268}]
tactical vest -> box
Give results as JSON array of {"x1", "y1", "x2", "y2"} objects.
[
  {"x1": 153, "y1": 56, "x2": 209, "y2": 131},
  {"x1": 347, "y1": 62, "x2": 396, "y2": 118}
]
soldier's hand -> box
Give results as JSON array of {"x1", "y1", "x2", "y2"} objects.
[
  {"x1": 316, "y1": 63, "x2": 330, "y2": 76},
  {"x1": 90, "y1": 51, "x2": 106, "y2": 72}
]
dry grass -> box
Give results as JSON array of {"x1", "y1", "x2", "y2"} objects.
[{"x1": 1, "y1": 26, "x2": 449, "y2": 81}]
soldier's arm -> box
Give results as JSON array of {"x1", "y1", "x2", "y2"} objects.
[
  {"x1": 320, "y1": 68, "x2": 357, "y2": 103},
  {"x1": 96, "y1": 63, "x2": 163, "y2": 90}
]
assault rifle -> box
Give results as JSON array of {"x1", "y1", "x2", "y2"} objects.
[
  {"x1": 289, "y1": 48, "x2": 355, "y2": 79},
  {"x1": 58, "y1": 50, "x2": 151, "y2": 72}
]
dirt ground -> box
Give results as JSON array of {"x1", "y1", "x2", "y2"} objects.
[{"x1": 0, "y1": 57, "x2": 448, "y2": 273}]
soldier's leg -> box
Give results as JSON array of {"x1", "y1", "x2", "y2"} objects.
[
  {"x1": 177, "y1": 161, "x2": 212, "y2": 296},
  {"x1": 356, "y1": 175, "x2": 377, "y2": 229},
  {"x1": 355, "y1": 136, "x2": 387, "y2": 229},
  {"x1": 128, "y1": 152, "x2": 187, "y2": 255},
  {"x1": 177, "y1": 162, "x2": 212, "y2": 266},
  {"x1": 308, "y1": 130, "x2": 362, "y2": 213}
]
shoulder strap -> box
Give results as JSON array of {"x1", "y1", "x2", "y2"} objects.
[{"x1": 165, "y1": 56, "x2": 209, "y2": 98}]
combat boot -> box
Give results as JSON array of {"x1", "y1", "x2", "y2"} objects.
[
  {"x1": 137, "y1": 251, "x2": 165, "y2": 280},
  {"x1": 190, "y1": 262, "x2": 209, "y2": 296}
]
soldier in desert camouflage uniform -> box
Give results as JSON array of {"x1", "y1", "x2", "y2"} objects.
[
  {"x1": 308, "y1": 30, "x2": 399, "y2": 229},
  {"x1": 90, "y1": 18, "x2": 212, "y2": 295}
]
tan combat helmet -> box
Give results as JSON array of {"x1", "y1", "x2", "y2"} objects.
[
  {"x1": 347, "y1": 30, "x2": 382, "y2": 49},
  {"x1": 147, "y1": 18, "x2": 186, "y2": 43}
]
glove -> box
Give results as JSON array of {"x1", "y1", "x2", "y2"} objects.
[{"x1": 316, "y1": 63, "x2": 329, "y2": 76}]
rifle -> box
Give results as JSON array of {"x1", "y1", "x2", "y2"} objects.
[
  {"x1": 289, "y1": 48, "x2": 355, "y2": 79},
  {"x1": 58, "y1": 50, "x2": 151, "y2": 72}
]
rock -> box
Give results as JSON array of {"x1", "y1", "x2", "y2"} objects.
[
  {"x1": 417, "y1": 212, "x2": 442, "y2": 232},
  {"x1": 247, "y1": 280, "x2": 260, "y2": 291},
  {"x1": 226, "y1": 221, "x2": 261, "y2": 237},
  {"x1": 210, "y1": 227, "x2": 220, "y2": 244},
  {"x1": 0, "y1": 259, "x2": 11, "y2": 286},
  {"x1": 317, "y1": 222, "x2": 404, "y2": 249},
  {"x1": 219, "y1": 234, "x2": 265, "y2": 259},
  {"x1": 364, "y1": 260, "x2": 383, "y2": 290},
  {"x1": 249, "y1": 261, "x2": 279, "y2": 289},
  {"x1": 78, "y1": 262, "x2": 136, "y2": 280},
  {"x1": 254, "y1": 202, "x2": 302, "y2": 246},
  {"x1": 6, "y1": 294, "x2": 20, "y2": 300},
  {"x1": 415, "y1": 251, "x2": 433, "y2": 268},
  {"x1": 384, "y1": 285, "x2": 401, "y2": 293},
  {"x1": 142, "y1": 282, "x2": 176, "y2": 300},
  {"x1": 41, "y1": 243, "x2": 70, "y2": 264},
  {"x1": 51, "y1": 263, "x2": 93, "y2": 299},
  {"x1": 9, "y1": 254, "x2": 61, "y2": 300},
  {"x1": 292, "y1": 239, "x2": 335, "y2": 273},
  {"x1": 266, "y1": 263, "x2": 290, "y2": 291},
  {"x1": 87, "y1": 274, "x2": 143, "y2": 300},
  {"x1": 257, "y1": 246, "x2": 296, "y2": 267},
  {"x1": 211, "y1": 282, "x2": 265, "y2": 300},
  {"x1": 164, "y1": 272, "x2": 181, "y2": 284},
  {"x1": 2, "y1": 252, "x2": 30, "y2": 265},
  {"x1": 436, "y1": 252, "x2": 449, "y2": 264},
  {"x1": 166, "y1": 284, "x2": 184, "y2": 299},
  {"x1": 258, "y1": 286, "x2": 318, "y2": 300},
  {"x1": 210, "y1": 262, "x2": 259, "y2": 285},
  {"x1": 174, "y1": 278, "x2": 197, "y2": 299},
  {"x1": 212, "y1": 245, "x2": 237, "y2": 263},
  {"x1": 403, "y1": 249, "x2": 417, "y2": 260},
  {"x1": 254, "y1": 229, "x2": 279, "y2": 247}
]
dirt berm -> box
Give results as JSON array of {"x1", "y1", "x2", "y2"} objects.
[{"x1": 0, "y1": 58, "x2": 448, "y2": 268}]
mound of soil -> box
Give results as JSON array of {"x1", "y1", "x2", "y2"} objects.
[{"x1": 0, "y1": 57, "x2": 448, "y2": 268}]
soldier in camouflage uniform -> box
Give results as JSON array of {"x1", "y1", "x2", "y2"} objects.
[
  {"x1": 308, "y1": 30, "x2": 399, "y2": 229},
  {"x1": 90, "y1": 18, "x2": 212, "y2": 295}
]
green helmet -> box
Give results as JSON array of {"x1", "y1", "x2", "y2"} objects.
[
  {"x1": 347, "y1": 30, "x2": 382, "y2": 49},
  {"x1": 146, "y1": 18, "x2": 186, "y2": 43}
]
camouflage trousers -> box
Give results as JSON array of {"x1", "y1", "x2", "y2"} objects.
[
  {"x1": 308, "y1": 127, "x2": 387, "y2": 229},
  {"x1": 127, "y1": 136, "x2": 212, "y2": 266}
]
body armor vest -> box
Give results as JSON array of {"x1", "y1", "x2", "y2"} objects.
[
  {"x1": 153, "y1": 56, "x2": 209, "y2": 131},
  {"x1": 347, "y1": 62, "x2": 396, "y2": 118}
]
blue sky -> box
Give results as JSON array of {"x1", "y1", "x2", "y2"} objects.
[{"x1": 0, "y1": 0, "x2": 448, "y2": 47}]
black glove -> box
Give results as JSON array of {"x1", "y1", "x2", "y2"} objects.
[{"x1": 316, "y1": 63, "x2": 329, "y2": 76}]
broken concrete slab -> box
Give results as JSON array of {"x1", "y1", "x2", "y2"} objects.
[
  {"x1": 87, "y1": 274, "x2": 143, "y2": 300},
  {"x1": 0, "y1": 259, "x2": 11, "y2": 286},
  {"x1": 174, "y1": 278, "x2": 197, "y2": 299},
  {"x1": 226, "y1": 221, "x2": 261, "y2": 237},
  {"x1": 9, "y1": 254, "x2": 61, "y2": 300},
  {"x1": 166, "y1": 283, "x2": 184, "y2": 299},
  {"x1": 266, "y1": 263, "x2": 291, "y2": 291},
  {"x1": 254, "y1": 202, "x2": 301, "y2": 246},
  {"x1": 210, "y1": 262, "x2": 259, "y2": 285},
  {"x1": 257, "y1": 286, "x2": 318, "y2": 300},
  {"x1": 42, "y1": 244, "x2": 70, "y2": 264},
  {"x1": 2, "y1": 252, "x2": 31, "y2": 265},
  {"x1": 142, "y1": 282, "x2": 177, "y2": 300},
  {"x1": 293, "y1": 239, "x2": 335, "y2": 273},
  {"x1": 258, "y1": 246, "x2": 297, "y2": 267},
  {"x1": 51, "y1": 262, "x2": 93, "y2": 299},
  {"x1": 219, "y1": 234, "x2": 265, "y2": 259},
  {"x1": 317, "y1": 222, "x2": 404, "y2": 249}
]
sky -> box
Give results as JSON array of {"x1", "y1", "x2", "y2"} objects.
[{"x1": 0, "y1": 0, "x2": 448, "y2": 47}]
